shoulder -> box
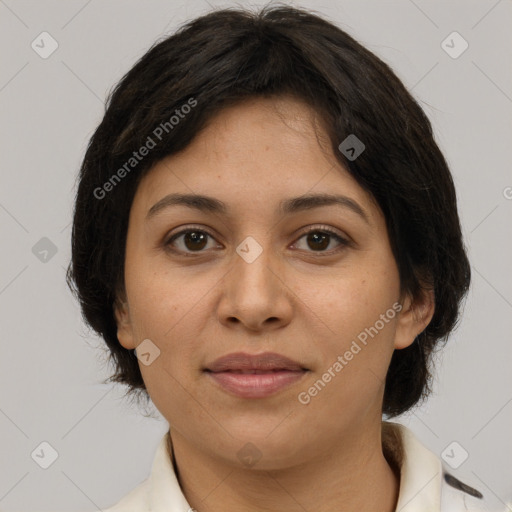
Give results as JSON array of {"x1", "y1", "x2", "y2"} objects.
[
  {"x1": 383, "y1": 422, "x2": 508, "y2": 512},
  {"x1": 100, "y1": 430, "x2": 192, "y2": 511},
  {"x1": 102, "y1": 477, "x2": 150, "y2": 511},
  {"x1": 440, "y1": 470, "x2": 507, "y2": 512}
]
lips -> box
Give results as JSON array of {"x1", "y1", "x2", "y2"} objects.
[
  {"x1": 204, "y1": 352, "x2": 308, "y2": 399},
  {"x1": 204, "y1": 352, "x2": 307, "y2": 373}
]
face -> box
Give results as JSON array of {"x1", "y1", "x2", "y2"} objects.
[{"x1": 115, "y1": 95, "x2": 432, "y2": 469}]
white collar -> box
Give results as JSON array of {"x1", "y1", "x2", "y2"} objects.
[
  {"x1": 105, "y1": 421, "x2": 490, "y2": 511},
  {"x1": 384, "y1": 422, "x2": 442, "y2": 511}
]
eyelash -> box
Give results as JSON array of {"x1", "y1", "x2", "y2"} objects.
[{"x1": 163, "y1": 224, "x2": 351, "y2": 257}]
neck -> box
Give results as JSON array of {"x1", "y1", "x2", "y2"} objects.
[{"x1": 168, "y1": 422, "x2": 400, "y2": 512}]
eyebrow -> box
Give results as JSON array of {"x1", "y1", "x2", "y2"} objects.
[{"x1": 146, "y1": 192, "x2": 369, "y2": 224}]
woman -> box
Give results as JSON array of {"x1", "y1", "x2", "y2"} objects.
[{"x1": 66, "y1": 5, "x2": 500, "y2": 511}]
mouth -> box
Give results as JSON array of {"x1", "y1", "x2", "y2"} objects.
[
  {"x1": 203, "y1": 352, "x2": 309, "y2": 398},
  {"x1": 210, "y1": 369, "x2": 296, "y2": 374}
]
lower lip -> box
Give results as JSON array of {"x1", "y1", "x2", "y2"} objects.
[{"x1": 206, "y1": 370, "x2": 307, "y2": 398}]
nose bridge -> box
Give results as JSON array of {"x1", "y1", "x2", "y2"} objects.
[
  {"x1": 232, "y1": 234, "x2": 278, "y2": 295},
  {"x1": 218, "y1": 232, "x2": 292, "y2": 329}
]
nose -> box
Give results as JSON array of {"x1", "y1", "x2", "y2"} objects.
[{"x1": 216, "y1": 238, "x2": 294, "y2": 332}]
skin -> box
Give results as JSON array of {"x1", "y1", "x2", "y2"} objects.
[{"x1": 115, "y1": 95, "x2": 435, "y2": 512}]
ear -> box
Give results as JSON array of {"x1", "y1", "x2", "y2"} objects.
[
  {"x1": 113, "y1": 298, "x2": 137, "y2": 350},
  {"x1": 394, "y1": 288, "x2": 435, "y2": 350}
]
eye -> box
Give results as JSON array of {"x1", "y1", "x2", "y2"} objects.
[
  {"x1": 164, "y1": 227, "x2": 219, "y2": 255},
  {"x1": 292, "y1": 226, "x2": 350, "y2": 255},
  {"x1": 164, "y1": 225, "x2": 350, "y2": 256}
]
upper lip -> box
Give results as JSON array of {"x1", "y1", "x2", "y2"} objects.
[{"x1": 204, "y1": 352, "x2": 307, "y2": 372}]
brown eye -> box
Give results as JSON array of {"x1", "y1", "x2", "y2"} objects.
[
  {"x1": 182, "y1": 231, "x2": 208, "y2": 251},
  {"x1": 293, "y1": 226, "x2": 350, "y2": 254},
  {"x1": 165, "y1": 228, "x2": 217, "y2": 254},
  {"x1": 306, "y1": 232, "x2": 330, "y2": 251},
  {"x1": 164, "y1": 225, "x2": 350, "y2": 257}
]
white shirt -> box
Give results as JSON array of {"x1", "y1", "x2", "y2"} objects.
[{"x1": 103, "y1": 422, "x2": 506, "y2": 511}]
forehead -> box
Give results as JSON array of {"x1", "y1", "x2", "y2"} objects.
[{"x1": 132, "y1": 95, "x2": 379, "y2": 223}]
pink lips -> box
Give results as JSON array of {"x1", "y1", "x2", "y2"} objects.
[{"x1": 204, "y1": 352, "x2": 308, "y2": 398}]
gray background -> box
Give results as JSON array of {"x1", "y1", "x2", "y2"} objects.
[{"x1": 1, "y1": 0, "x2": 511, "y2": 510}]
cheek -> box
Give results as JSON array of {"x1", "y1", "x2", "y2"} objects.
[
  {"x1": 301, "y1": 267, "x2": 400, "y2": 397},
  {"x1": 125, "y1": 261, "x2": 217, "y2": 383},
  {"x1": 312, "y1": 269, "x2": 399, "y2": 339},
  {"x1": 298, "y1": 278, "x2": 399, "y2": 415},
  {"x1": 125, "y1": 258, "x2": 205, "y2": 335}
]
